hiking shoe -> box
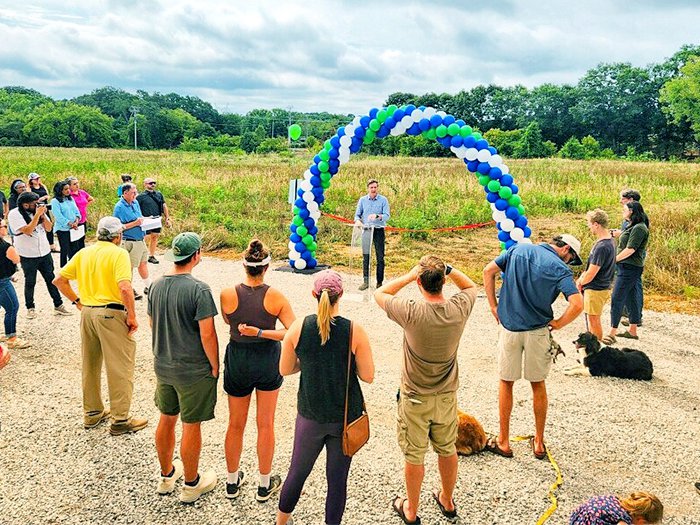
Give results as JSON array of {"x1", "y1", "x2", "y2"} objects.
[
  {"x1": 256, "y1": 474, "x2": 282, "y2": 502},
  {"x1": 54, "y1": 304, "x2": 74, "y2": 316},
  {"x1": 26, "y1": 308, "x2": 37, "y2": 319},
  {"x1": 148, "y1": 256, "x2": 159, "y2": 264},
  {"x1": 358, "y1": 282, "x2": 369, "y2": 291},
  {"x1": 7, "y1": 338, "x2": 31, "y2": 349},
  {"x1": 84, "y1": 408, "x2": 111, "y2": 429},
  {"x1": 157, "y1": 458, "x2": 184, "y2": 495},
  {"x1": 110, "y1": 417, "x2": 148, "y2": 436},
  {"x1": 133, "y1": 289, "x2": 143, "y2": 300},
  {"x1": 225, "y1": 471, "x2": 246, "y2": 499},
  {"x1": 179, "y1": 469, "x2": 217, "y2": 503}
]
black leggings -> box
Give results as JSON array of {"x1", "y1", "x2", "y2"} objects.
[{"x1": 56, "y1": 230, "x2": 81, "y2": 267}]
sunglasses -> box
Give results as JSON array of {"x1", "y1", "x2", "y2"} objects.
[{"x1": 147, "y1": 182, "x2": 157, "y2": 185}]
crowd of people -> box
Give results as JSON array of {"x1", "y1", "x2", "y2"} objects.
[{"x1": 0, "y1": 175, "x2": 675, "y2": 525}]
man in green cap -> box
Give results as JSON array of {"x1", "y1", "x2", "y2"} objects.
[{"x1": 148, "y1": 232, "x2": 220, "y2": 503}]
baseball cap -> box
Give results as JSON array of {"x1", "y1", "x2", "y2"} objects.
[
  {"x1": 165, "y1": 232, "x2": 202, "y2": 262},
  {"x1": 144, "y1": 177, "x2": 156, "y2": 184},
  {"x1": 559, "y1": 234, "x2": 582, "y2": 266},
  {"x1": 313, "y1": 269, "x2": 343, "y2": 296},
  {"x1": 28, "y1": 172, "x2": 41, "y2": 180},
  {"x1": 97, "y1": 216, "x2": 124, "y2": 238}
]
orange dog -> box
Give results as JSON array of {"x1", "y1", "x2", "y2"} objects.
[{"x1": 455, "y1": 409, "x2": 486, "y2": 456}]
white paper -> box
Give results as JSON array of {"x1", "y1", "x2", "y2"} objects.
[
  {"x1": 70, "y1": 224, "x2": 85, "y2": 242},
  {"x1": 141, "y1": 216, "x2": 162, "y2": 232}
]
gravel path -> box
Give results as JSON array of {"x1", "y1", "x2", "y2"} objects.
[{"x1": 1, "y1": 253, "x2": 699, "y2": 524}]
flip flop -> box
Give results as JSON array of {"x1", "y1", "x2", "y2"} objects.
[
  {"x1": 392, "y1": 496, "x2": 421, "y2": 525},
  {"x1": 432, "y1": 489, "x2": 457, "y2": 520},
  {"x1": 529, "y1": 437, "x2": 547, "y2": 460},
  {"x1": 617, "y1": 331, "x2": 639, "y2": 340},
  {"x1": 484, "y1": 437, "x2": 513, "y2": 458},
  {"x1": 601, "y1": 335, "x2": 617, "y2": 345}
]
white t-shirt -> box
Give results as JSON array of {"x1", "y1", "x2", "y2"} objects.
[{"x1": 8, "y1": 208, "x2": 51, "y2": 258}]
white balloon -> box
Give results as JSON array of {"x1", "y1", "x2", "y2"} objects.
[
  {"x1": 339, "y1": 135, "x2": 352, "y2": 147},
  {"x1": 492, "y1": 210, "x2": 507, "y2": 222},
  {"x1": 288, "y1": 241, "x2": 296, "y2": 251},
  {"x1": 289, "y1": 249, "x2": 300, "y2": 260},
  {"x1": 490, "y1": 203, "x2": 498, "y2": 212},
  {"x1": 401, "y1": 115, "x2": 413, "y2": 128},
  {"x1": 338, "y1": 151, "x2": 350, "y2": 165},
  {"x1": 500, "y1": 219, "x2": 515, "y2": 232},
  {"x1": 477, "y1": 149, "x2": 492, "y2": 163},
  {"x1": 500, "y1": 164, "x2": 509, "y2": 175},
  {"x1": 423, "y1": 107, "x2": 436, "y2": 118},
  {"x1": 302, "y1": 191, "x2": 315, "y2": 203},
  {"x1": 490, "y1": 154, "x2": 503, "y2": 166},
  {"x1": 390, "y1": 124, "x2": 405, "y2": 136},
  {"x1": 306, "y1": 201, "x2": 319, "y2": 213},
  {"x1": 303, "y1": 169, "x2": 313, "y2": 180},
  {"x1": 294, "y1": 258, "x2": 307, "y2": 270},
  {"x1": 436, "y1": 110, "x2": 447, "y2": 118},
  {"x1": 465, "y1": 148, "x2": 478, "y2": 161},
  {"x1": 520, "y1": 237, "x2": 533, "y2": 244},
  {"x1": 310, "y1": 210, "x2": 321, "y2": 221},
  {"x1": 352, "y1": 116, "x2": 362, "y2": 126},
  {"x1": 344, "y1": 124, "x2": 356, "y2": 137},
  {"x1": 300, "y1": 180, "x2": 312, "y2": 192},
  {"x1": 411, "y1": 109, "x2": 423, "y2": 122},
  {"x1": 451, "y1": 146, "x2": 467, "y2": 159},
  {"x1": 510, "y1": 227, "x2": 525, "y2": 242}
]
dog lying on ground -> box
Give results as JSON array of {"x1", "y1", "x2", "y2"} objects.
[
  {"x1": 456, "y1": 410, "x2": 487, "y2": 455},
  {"x1": 564, "y1": 332, "x2": 653, "y2": 380}
]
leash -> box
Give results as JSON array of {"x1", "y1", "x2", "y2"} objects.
[{"x1": 512, "y1": 435, "x2": 563, "y2": 525}]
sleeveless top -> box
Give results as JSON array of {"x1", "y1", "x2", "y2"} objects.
[
  {"x1": 227, "y1": 283, "x2": 278, "y2": 343},
  {"x1": 296, "y1": 315, "x2": 364, "y2": 424},
  {"x1": 0, "y1": 240, "x2": 17, "y2": 279}
]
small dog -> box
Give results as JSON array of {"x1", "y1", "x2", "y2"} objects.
[
  {"x1": 565, "y1": 332, "x2": 653, "y2": 380},
  {"x1": 456, "y1": 410, "x2": 487, "y2": 456}
]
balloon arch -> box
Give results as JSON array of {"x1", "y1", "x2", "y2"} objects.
[{"x1": 287, "y1": 104, "x2": 532, "y2": 269}]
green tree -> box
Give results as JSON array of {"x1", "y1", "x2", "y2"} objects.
[
  {"x1": 484, "y1": 128, "x2": 522, "y2": 157},
  {"x1": 558, "y1": 137, "x2": 585, "y2": 159},
  {"x1": 512, "y1": 122, "x2": 549, "y2": 158},
  {"x1": 239, "y1": 131, "x2": 258, "y2": 153},
  {"x1": 659, "y1": 56, "x2": 700, "y2": 141},
  {"x1": 581, "y1": 135, "x2": 602, "y2": 158},
  {"x1": 23, "y1": 102, "x2": 114, "y2": 147},
  {"x1": 520, "y1": 84, "x2": 581, "y2": 146}
]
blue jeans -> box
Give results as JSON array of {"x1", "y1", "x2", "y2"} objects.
[
  {"x1": 0, "y1": 277, "x2": 20, "y2": 338},
  {"x1": 610, "y1": 264, "x2": 644, "y2": 329}
]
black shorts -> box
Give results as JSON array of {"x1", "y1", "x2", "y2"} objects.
[
  {"x1": 223, "y1": 340, "x2": 283, "y2": 397},
  {"x1": 146, "y1": 228, "x2": 162, "y2": 234}
]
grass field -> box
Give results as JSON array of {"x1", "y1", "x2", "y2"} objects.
[{"x1": 1, "y1": 147, "x2": 698, "y2": 312}]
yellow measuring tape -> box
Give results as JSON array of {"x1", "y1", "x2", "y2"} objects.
[{"x1": 513, "y1": 435, "x2": 564, "y2": 525}]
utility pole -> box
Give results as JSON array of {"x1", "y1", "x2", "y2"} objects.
[
  {"x1": 287, "y1": 105, "x2": 293, "y2": 146},
  {"x1": 130, "y1": 106, "x2": 140, "y2": 150}
]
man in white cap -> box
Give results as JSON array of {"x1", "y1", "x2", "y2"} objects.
[
  {"x1": 136, "y1": 177, "x2": 171, "y2": 264},
  {"x1": 482, "y1": 234, "x2": 583, "y2": 460},
  {"x1": 53, "y1": 216, "x2": 147, "y2": 436}
]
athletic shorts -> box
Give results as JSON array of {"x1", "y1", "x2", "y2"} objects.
[
  {"x1": 154, "y1": 375, "x2": 218, "y2": 423},
  {"x1": 122, "y1": 239, "x2": 148, "y2": 268},
  {"x1": 146, "y1": 228, "x2": 162, "y2": 234},
  {"x1": 396, "y1": 391, "x2": 457, "y2": 465},
  {"x1": 223, "y1": 340, "x2": 283, "y2": 397},
  {"x1": 583, "y1": 289, "x2": 611, "y2": 316},
  {"x1": 498, "y1": 326, "x2": 552, "y2": 382}
]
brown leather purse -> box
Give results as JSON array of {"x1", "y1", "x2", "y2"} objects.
[{"x1": 342, "y1": 322, "x2": 370, "y2": 457}]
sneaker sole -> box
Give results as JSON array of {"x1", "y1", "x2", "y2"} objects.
[
  {"x1": 180, "y1": 479, "x2": 217, "y2": 503},
  {"x1": 256, "y1": 484, "x2": 282, "y2": 502}
]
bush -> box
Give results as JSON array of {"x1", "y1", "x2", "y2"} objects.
[
  {"x1": 559, "y1": 137, "x2": 585, "y2": 159},
  {"x1": 256, "y1": 137, "x2": 288, "y2": 154}
]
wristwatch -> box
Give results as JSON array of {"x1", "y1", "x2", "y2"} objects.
[
  {"x1": 445, "y1": 264, "x2": 453, "y2": 275},
  {"x1": 72, "y1": 297, "x2": 80, "y2": 305}
]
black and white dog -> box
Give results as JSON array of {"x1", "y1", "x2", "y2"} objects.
[{"x1": 564, "y1": 332, "x2": 653, "y2": 380}]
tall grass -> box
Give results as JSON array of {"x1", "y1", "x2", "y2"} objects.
[{"x1": 1, "y1": 148, "x2": 698, "y2": 299}]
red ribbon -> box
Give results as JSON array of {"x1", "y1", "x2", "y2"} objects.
[{"x1": 320, "y1": 212, "x2": 493, "y2": 232}]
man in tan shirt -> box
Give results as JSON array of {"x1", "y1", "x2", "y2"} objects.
[{"x1": 375, "y1": 256, "x2": 477, "y2": 524}]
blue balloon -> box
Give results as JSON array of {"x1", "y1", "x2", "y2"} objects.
[
  {"x1": 466, "y1": 160, "x2": 479, "y2": 173},
  {"x1": 506, "y1": 206, "x2": 520, "y2": 220},
  {"x1": 498, "y1": 231, "x2": 511, "y2": 242},
  {"x1": 418, "y1": 118, "x2": 431, "y2": 131},
  {"x1": 369, "y1": 108, "x2": 379, "y2": 119},
  {"x1": 523, "y1": 226, "x2": 532, "y2": 238},
  {"x1": 404, "y1": 104, "x2": 416, "y2": 114},
  {"x1": 294, "y1": 198, "x2": 306, "y2": 209},
  {"x1": 505, "y1": 239, "x2": 516, "y2": 249},
  {"x1": 477, "y1": 162, "x2": 491, "y2": 174},
  {"x1": 289, "y1": 260, "x2": 294, "y2": 267},
  {"x1": 488, "y1": 146, "x2": 497, "y2": 155},
  {"x1": 486, "y1": 191, "x2": 499, "y2": 203},
  {"x1": 496, "y1": 222, "x2": 502, "y2": 231},
  {"x1": 360, "y1": 116, "x2": 371, "y2": 128},
  {"x1": 500, "y1": 174, "x2": 514, "y2": 187},
  {"x1": 308, "y1": 257, "x2": 318, "y2": 268},
  {"x1": 309, "y1": 226, "x2": 318, "y2": 236},
  {"x1": 316, "y1": 194, "x2": 325, "y2": 205},
  {"x1": 301, "y1": 250, "x2": 313, "y2": 262},
  {"x1": 435, "y1": 136, "x2": 448, "y2": 148},
  {"x1": 310, "y1": 176, "x2": 322, "y2": 187},
  {"x1": 337, "y1": 127, "x2": 345, "y2": 137},
  {"x1": 406, "y1": 123, "x2": 421, "y2": 135},
  {"x1": 393, "y1": 108, "x2": 405, "y2": 121},
  {"x1": 303, "y1": 218, "x2": 315, "y2": 229},
  {"x1": 330, "y1": 136, "x2": 341, "y2": 149},
  {"x1": 511, "y1": 184, "x2": 519, "y2": 194},
  {"x1": 418, "y1": 105, "x2": 426, "y2": 110},
  {"x1": 463, "y1": 136, "x2": 476, "y2": 148},
  {"x1": 289, "y1": 224, "x2": 297, "y2": 234},
  {"x1": 430, "y1": 114, "x2": 443, "y2": 128},
  {"x1": 515, "y1": 216, "x2": 528, "y2": 228},
  {"x1": 450, "y1": 135, "x2": 464, "y2": 147},
  {"x1": 475, "y1": 139, "x2": 489, "y2": 150},
  {"x1": 297, "y1": 188, "x2": 304, "y2": 198},
  {"x1": 384, "y1": 116, "x2": 396, "y2": 129},
  {"x1": 489, "y1": 167, "x2": 503, "y2": 180},
  {"x1": 495, "y1": 199, "x2": 509, "y2": 211},
  {"x1": 290, "y1": 233, "x2": 302, "y2": 243},
  {"x1": 376, "y1": 126, "x2": 389, "y2": 138},
  {"x1": 313, "y1": 155, "x2": 321, "y2": 165},
  {"x1": 295, "y1": 242, "x2": 306, "y2": 253},
  {"x1": 311, "y1": 187, "x2": 324, "y2": 198},
  {"x1": 329, "y1": 158, "x2": 340, "y2": 172},
  {"x1": 350, "y1": 137, "x2": 362, "y2": 152},
  {"x1": 310, "y1": 164, "x2": 321, "y2": 176},
  {"x1": 455, "y1": 119, "x2": 466, "y2": 127},
  {"x1": 354, "y1": 127, "x2": 366, "y2": 138},
  {"x1": 443, "y1": 115, "x2": 456, "y2": 126},
  {"x1": 329, "y1": 148, "x2": 339, "y2": 160}
]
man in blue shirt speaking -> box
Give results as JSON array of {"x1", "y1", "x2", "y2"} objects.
[
  {"x1": 354, "y1": 179, "x2": 390, "y2": 291},
  {"x1": 482, "y1": 234, "x2": 583, "y2": 459},
  {"x1": 114, "y1": 182, "x2": 151, "y2": 299}
]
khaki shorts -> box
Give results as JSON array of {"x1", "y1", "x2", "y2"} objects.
[
  {"x1": 498, "y1": 326, "x2": 552, "y2": 382},
  {"x1": 154, "y1": 375, "x2": 218, "y2": 424},
  {"x1": 397, "y1": 391, "x2": 457, "y2": 465},
  {"x1": 122, "y1": 239, "x2": 148, "y2": 268},
  {"x1": 583, "y1": 289, "x2": 611, "y2": 316}
]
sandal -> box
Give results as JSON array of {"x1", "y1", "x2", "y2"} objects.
[
  {"x1": 484, "y1": 437, "x2": 513, "y2": 458},
  {"x1": 617, "y1": 331, "x2": 639, "y2": 340},
  {"x1": 392, "y1": 496, "x2": 421, "y2": 524},
  {"x1": 602, "y1": 335, "x2": 617, "y2": 345},
  {"x1": 529, "y1": 437, "x2": 547, "y2": 460},
  {"x1": 432, "y1": 489, "x2": 457, "y2": 520}
]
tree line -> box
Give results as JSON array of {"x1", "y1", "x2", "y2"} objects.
[{"x1": 1, "y1": 44, "x2": 699, "y2": 160}]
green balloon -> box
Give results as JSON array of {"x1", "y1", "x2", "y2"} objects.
[
  {"x1": 377, "y1": 110, "x2": 388, "y2": 123},
  {"x1": 499, "y1": 186, "x2": 513, "y2": 199},
  {"x1": 500, "y1": 242, "x2": 506, "y2": 250},
  {"x1": 508, "y1": 194, "x2": 522, "y2": 206},
  {"x1": 472, "y1": 132, "x2": 482, "y2": 141},
  {"x1": 425, "y1": 128, "x2": 437, "y2": 140},
  {"x1": 387, "y1": 104, "x2": 398, "y2": 116},
  {"x1": 487, "y1": 180, "x2": 501, "y2": 193},
  {"x1": 324, "y1": 140, "x2": 332, "y2": 151},
  {"x1": 478, "y1": 175, "x2": 490, "y2": 186},
  {"x1": 321, "y1": 179, "x2": 331, "y2": 189},
  {"x1": 302, "y1": 234, "x2": 313, "y2": 246},
  {"x1": 293, "y1": 216, "x2": 304, "y2": 226},
  {"x1": 460, "y1": 125, "x2": 473, "y2": 137},
  {"x1": 296, "y1": 225, "x2": 308, "y2": 237},
  {"x1": 436, "y1": 125, "x2": 448, "y2": 138},
  {"x1": 318, "y1": 160, "x2": 329, "y2": 172},
  {"x1": 288, "y1": 124, "x2": 302, "y2": 140},
  {"x1": 309, "y1": 241, "x2": 318, "y2": 252},
  {"x1": 319, "y1": 149, "x2": 330, "y2": 161},
  {"x1": 369, "y1": 119, "x2": 380, "y2": 132},
  {"x1": 517, "y1": 204, "x2": 526, "y2": 215},
  {"x1": 320, "y1": 172, "x2": 331, "y2": 183},
  {"x1": 293, "y1": 206, "x2": 300, "y2": 215},
  {"x1": 447, "y1": 123, "x2": 460, "y2": 136},
  {"x1": 363, "y1": 132, "x2": 375, "y2": 144}
]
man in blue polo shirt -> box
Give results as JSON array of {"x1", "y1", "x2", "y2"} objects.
[
  {"x1": 354, "y1": 179, "x2": 390, "y2": 291},
  {"x1": 482, "y1": 234, "x2": 583, "y2": 459},
  {"x1": 114, "y1": 183, "x2": 151, "y2": 299}
]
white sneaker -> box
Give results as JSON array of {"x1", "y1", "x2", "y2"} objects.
[
  {"x1": 54, "y1": 305, "x2": 74, "y2": 316},
  {"x1": 179, "y1": 469, "x2": 217, "y2": 503},
  {"x1": 157, "y1": 458, "x2": 184, "y2": 495},
  {"x1": 26, "y1": 309, "x2": 37, "y2": 319}
]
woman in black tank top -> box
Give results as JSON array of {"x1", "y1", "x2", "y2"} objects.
[
  {"x1": 0, "y1": 221, "x2": 28, "y2": 349},
  {"x1": 220, "y1": 239, "x2": 295, "y2": 500},
  {"x1": 276, "y1": 270, "x2": 374, "y2": 525}
]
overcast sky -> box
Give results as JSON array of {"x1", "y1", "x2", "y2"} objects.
[{"x1": 0, "y1": 1, "x2": 698, "y2": 115}]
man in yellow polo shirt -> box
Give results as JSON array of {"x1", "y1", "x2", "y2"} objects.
[{"x1": 53, "y1": 216, "x2": 148, "y2": 436}]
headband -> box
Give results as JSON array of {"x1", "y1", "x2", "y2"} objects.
[{"x1": 243, "y1": 255, "x2": 271, "y2": 267}]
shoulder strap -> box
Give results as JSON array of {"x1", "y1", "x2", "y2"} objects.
[
  {"x1": 343, "y1": 321, "x2": 354, "y2": 430},
  {"x1": 146, "y1": 191, "x2": 164, "y2": 212}
]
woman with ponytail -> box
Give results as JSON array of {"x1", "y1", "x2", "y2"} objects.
[
  {"x1": 570, "y1": 491, "x2": 663, "y2": 524},
  {"x1": 276, "y1": 270, "x2": 374, "y2": 525},
  {"x1": 220, "y1": 239, "x2": 295, "y2": 502}
]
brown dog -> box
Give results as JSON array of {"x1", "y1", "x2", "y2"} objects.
[{"x1": 455, "y1": 409, "x2": 487, "y2": 456}]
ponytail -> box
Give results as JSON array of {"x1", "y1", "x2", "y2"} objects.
[
  {"x1": 620, "y1": 492, "x2": 663, "y2": 523},
  {"x1": 316, "y1": 289, "x2": 340, "y2": 345}
]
